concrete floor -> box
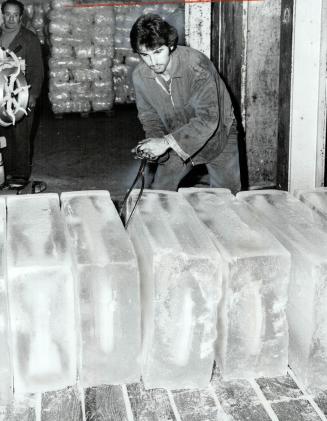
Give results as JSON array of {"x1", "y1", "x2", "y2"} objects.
[
  {"x1": 31, "y1": 99, "x2": 144, "y2": 203},
  {"x1": 1, "y1": 366, "x2": 327, "y2": 420}
]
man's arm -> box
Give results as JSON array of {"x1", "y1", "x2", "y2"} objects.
[
  {"x1": 169, "y1": 68, "x2": 222, "y2": 160},
  {"x1": 25, "y1": 33, "x2": 44, "y2": 107},
  {"x1": 133, "y1": 74, "x2": 167, "y2": 139}
]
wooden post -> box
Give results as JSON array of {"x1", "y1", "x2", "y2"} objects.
[
  {"x1": 276, "y1": 0, "x2": 294, "y2": 190},
  {"x1": 212, "y1": 1, "x2": 291, "y2": 189},
  {"x1": 185, "y1": 1, "x2": 211, "y2": 58}
]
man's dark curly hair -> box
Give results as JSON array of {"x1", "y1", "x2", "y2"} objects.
[
  {"x1": 130, "y1": 14, "x2": 178, "y2": 54},
  {"x1": 1, "y1": 0, "x2": 24, "y2": 16}
]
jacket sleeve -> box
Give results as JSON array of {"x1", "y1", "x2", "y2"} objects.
[
  {"x1": 25, "y1": 33, "x2": 44, "y2": 99},
  {"x1": 170, "y1": 67, "x2": 222, "y2": 159},
  {"x1": 133, "y1": 72, "x2": 167, "y2": 138}
]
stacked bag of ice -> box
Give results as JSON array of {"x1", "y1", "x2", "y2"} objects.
[{"x1": 48, "y1": 1, "x2": 115, "y2": 114}]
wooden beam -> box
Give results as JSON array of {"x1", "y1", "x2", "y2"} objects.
[
  {"x1": 276, "y1": 0, "x2": 294, "y2": 190},
  {"x1": 244, "y1": 0, "x2": 282, "y2": 188},
  {"x1": 211, "y1": 2, "x2": 249, "y2": 189},
  {"x1": 185, "y1": 2, "x2": 211, "y2": 58}
]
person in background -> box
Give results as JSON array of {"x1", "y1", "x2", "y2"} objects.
[
  {"x1": 0, "y1": 0, "x2": 44, "y2": 187},
  {"x1": 130, "y1": 14, "x2": 241, "y2": 193}
]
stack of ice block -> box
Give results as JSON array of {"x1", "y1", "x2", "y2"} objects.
[
  {"x1": 180, "y1": 188, "x2": 290, "y2": 379},
  {"x1": 294, "y1": 187, "x2": 327, "y2": 220},
  {"x1": 6, "y1": 194, "x2": 77, "y2": 394},
  {"x1": 237, "y1": 190, "x2": 327, "y2": 391},
  {"x1": 61, "y1": 191, "x2": 141, "y2": 386},
  {"x1": 126, "y1": 190, "x2": 222, "y2": 390},
  {"x1": 0, "y1": 198, "x2": 12, "y2": 403}
]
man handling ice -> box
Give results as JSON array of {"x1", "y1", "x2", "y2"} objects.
[{"x1": 130, "y1": 14, "x2": 241, "y2": 192}]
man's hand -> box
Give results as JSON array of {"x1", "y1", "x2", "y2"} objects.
[
  {"x1": 132, "y1": 137, "x2": 169, "y2": 160},
  {"x1": 28, "y1": 94, "x2": 36, "y2": 109}
]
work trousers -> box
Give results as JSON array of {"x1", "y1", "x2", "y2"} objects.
[
  {"x1": 1, "y1": 109, "x2": 34, "y2": 181},
  {"x1": 150, "y1": 134, "x2": 241, "y2": 194}
]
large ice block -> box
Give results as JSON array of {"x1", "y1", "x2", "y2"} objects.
[
  {"x1": 237, "y1": 190, "x2": 327, "y2": 392},
  {"x1": 126, "y1": 190, "x2": 222, "y2": 390},
  {"x1": 0, "y1": 198, "x2": 12, "y2": 403},
  {"x1": 294, "y1": 187, "x2": 327, "y2": 220},
  {"x1": 180, "y1": 188, "x2": 290, "y2": 379},
  {"x1": 6, "y1": 194, "x2": 77, "y2": 394},
  {"x1": 61, "y1": 190, "x2": 141, "y2": 386}
]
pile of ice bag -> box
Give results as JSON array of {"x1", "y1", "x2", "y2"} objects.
[{"x1": 48, "y1": 2, "x2": 115, "y2": 114}]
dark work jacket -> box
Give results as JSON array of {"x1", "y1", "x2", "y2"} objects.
[
  {"x1": 1, "y1": 25, "x2": 44, "y2": 99},
  {"x1": 132, "y1": 46, "x2": 236, "y2": 164}
]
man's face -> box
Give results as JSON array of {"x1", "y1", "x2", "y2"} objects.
[
  {"x1": 138, "y1": 44, "x2": 171, "y2": 74},
  {"x1": 3, "y1": 4, "x2": 22, "y2": 30}
]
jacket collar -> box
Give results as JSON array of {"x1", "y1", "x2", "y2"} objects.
[
  {"x1": 0, "y1": 25, "x2": 24, "y2": 46},
  {"x1": 14, "y1": 26, "x2": 24, "y2": 40},
  {"x1": 142, "y1": 46, "x2": 183, "y2": 79},
  {"x1": 0, "y1": 23, "x2": 23, "y2": 35}
]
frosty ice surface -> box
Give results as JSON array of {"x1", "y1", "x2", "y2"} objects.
[
  {"x1": 181, "y1": 188, "x2": 290, "y2": 379},
  {"x1": 0, "y1": 198, "x2": 12, "y2": 403},
  {"x1": 237, "y1": 190, "x2": 327, "y2": 392},
  {"x1": 6, "y1": 194, "x2": 77, "y2": 394},
  {"x1": 61, "y1": 190, "x2": 141, "y2": 386},
  {"x1": 127, "y1": 190, "x2": 222, "y2": 390},
  {"x1": 294, "y1": 187, "x2": 327, "y2": 220}
]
